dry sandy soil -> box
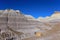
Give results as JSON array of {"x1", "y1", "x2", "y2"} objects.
[{"x1": 22, "y1": 23, "x2": 60, "y2": 40}]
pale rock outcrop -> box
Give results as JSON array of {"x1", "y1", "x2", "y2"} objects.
[{"x1": 0, "y1": 9, "x2": 60, "y2": 40}]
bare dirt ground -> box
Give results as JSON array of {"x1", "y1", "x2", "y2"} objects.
[{"x1": 22, "y1": 23, "x2": 60, "y2": 40}]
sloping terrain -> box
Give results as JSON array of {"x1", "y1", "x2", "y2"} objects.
[{"x1": 0, "y1": 9, "x2": 60, "y2": 40}]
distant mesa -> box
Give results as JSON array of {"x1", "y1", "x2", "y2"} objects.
[
  {"x1": 54, "y1": 11, "x2": 60, "y2": 14},
  {"x1": 51, "y1": 11, "x2": 60, "y2": 17},
  {"x1": 0, "y1": 9, "x2": 60, "y2": 21},
  {"x1": 37, "y1": 11, "x2": 60, "y2": 21}
]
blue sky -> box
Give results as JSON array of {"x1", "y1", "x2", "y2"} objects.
[{"x1": 0, "y1": 0, "x2": 60, "y2": 18}]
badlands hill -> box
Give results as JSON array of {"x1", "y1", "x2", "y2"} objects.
[
  {"x1": 0, "y1": 9, "x2": 60, "y2": 40},
  {"x1": 23, "y1": 11, "x2": 60, "y2": 40},
  {"x1": 35, "y1": 11, "x2": 60, "y2": 40}
]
